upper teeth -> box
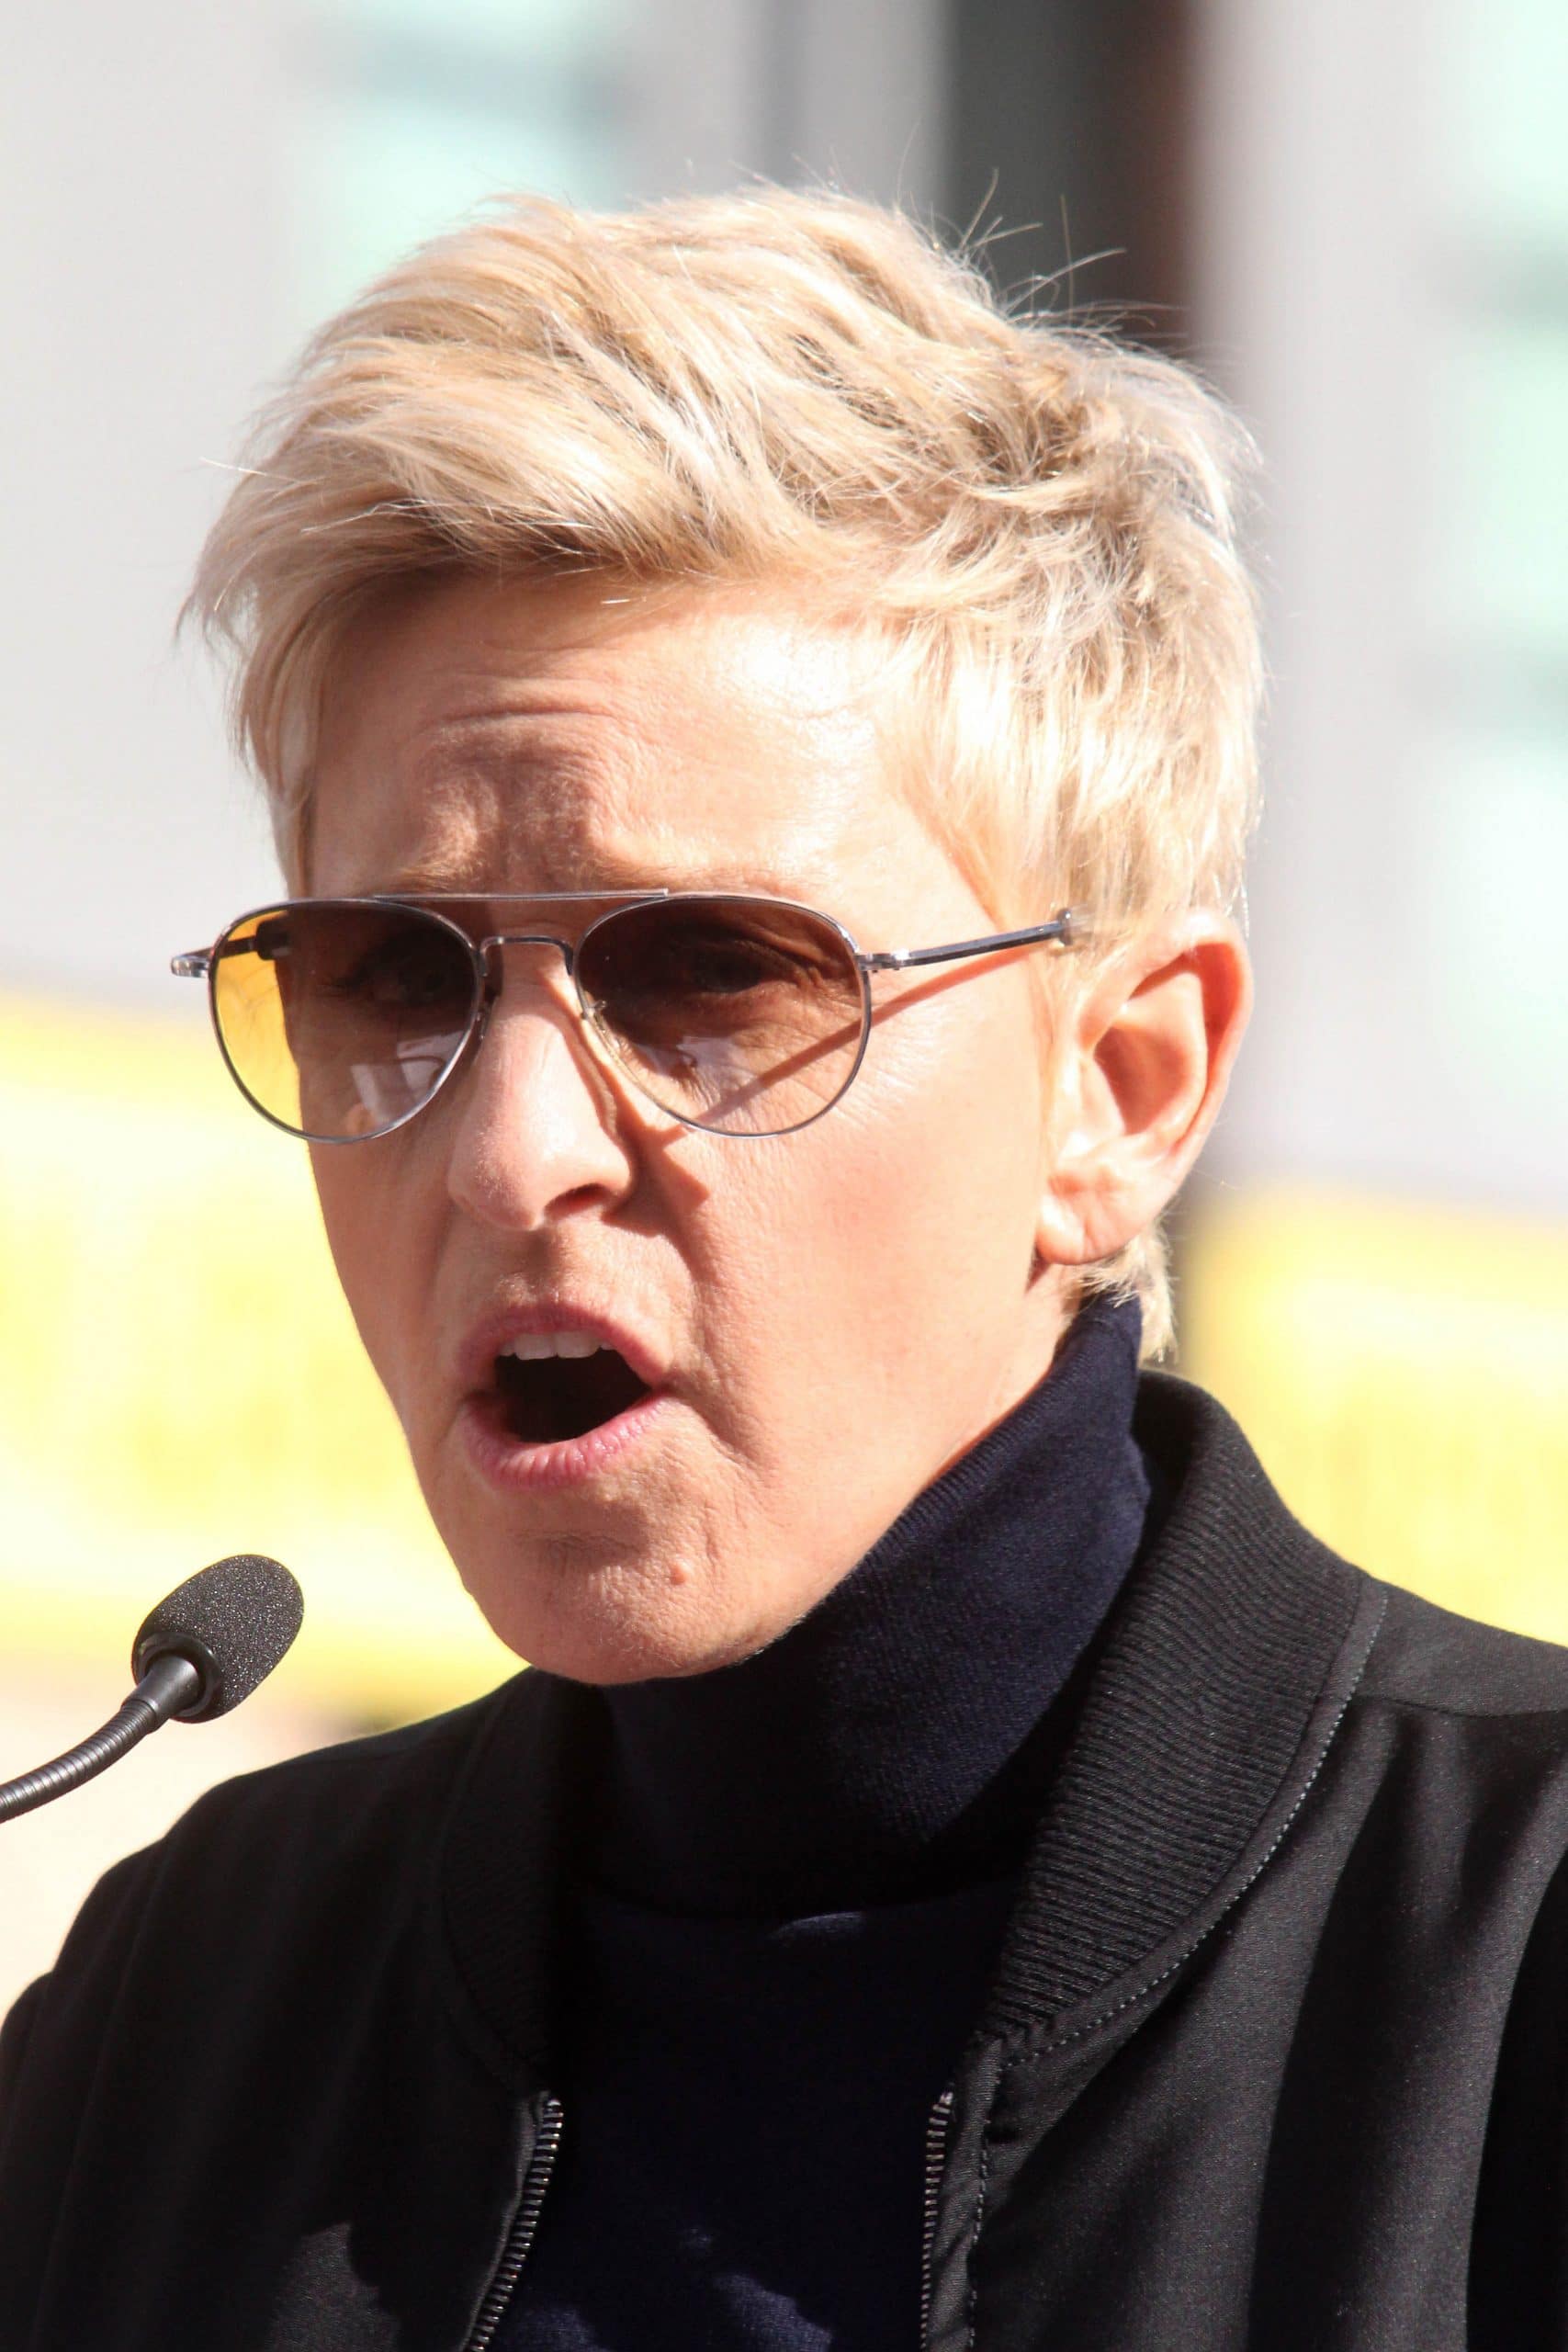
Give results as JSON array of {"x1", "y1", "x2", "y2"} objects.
[{"x1": 499, "y1": 1330, "x2": 605, "y2": 1362}]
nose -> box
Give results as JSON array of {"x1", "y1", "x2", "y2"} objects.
[{"x1": 444, "y1": 946, "x2": 637, "y2": 1234}]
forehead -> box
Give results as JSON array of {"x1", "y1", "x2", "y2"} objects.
[{"x1": 306, "y1": 572, "x2": 915, "y2": 902}]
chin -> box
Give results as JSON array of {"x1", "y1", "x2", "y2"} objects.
[{"x1": 459, "y1": 1544, "x2": 778, "y2": 1688}]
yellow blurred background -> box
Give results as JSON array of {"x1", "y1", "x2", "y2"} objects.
[{"x1": 0, "y1": 991, "x2": 511, "y2": 1726}]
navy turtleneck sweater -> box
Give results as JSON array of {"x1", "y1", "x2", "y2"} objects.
[{"x1": 499, "y1": 1294, "x2": 1153, "y2": 2350}]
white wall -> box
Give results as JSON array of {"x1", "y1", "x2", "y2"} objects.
[
  {"x1": 1192, "y1": 0, "x2": 1568, "y2": 1216},
  {"x1": 0, "y1": 1, "x2": 289, "y2": 1006}
]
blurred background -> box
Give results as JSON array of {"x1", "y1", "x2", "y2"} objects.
[{"x1": 1, "y1": 0, "x2": 1564, "y2": 2008}]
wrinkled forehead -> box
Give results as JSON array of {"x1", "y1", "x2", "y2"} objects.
[{"x1": 304, "y1": 571, "x2": 912, "y2": 909}]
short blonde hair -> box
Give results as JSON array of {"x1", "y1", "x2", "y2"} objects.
[{"x1": 189, "y1": 187, "x2": 1262, "y2": 1358}]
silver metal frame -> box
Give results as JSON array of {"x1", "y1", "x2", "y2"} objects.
[{"x1": 172, "y1": 890, "x2": 1084, "y2": 1144}]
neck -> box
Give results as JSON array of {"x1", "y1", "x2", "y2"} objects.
[{"x1": 588, "y1": 1295, "x2": 1152, "y2": 1917}]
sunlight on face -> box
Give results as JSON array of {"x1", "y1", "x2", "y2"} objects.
[{"x1": 307, "y1": 572, "x2": 1070, "y2": 1682}]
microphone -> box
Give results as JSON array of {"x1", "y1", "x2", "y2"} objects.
[{"x1": 0, "y1": 1555, "x2": 303, "y2": 1824}]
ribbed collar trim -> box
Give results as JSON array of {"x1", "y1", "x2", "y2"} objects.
[{"x1": 979, "y1": 1373, "x2": 1367, "y2": 2033}]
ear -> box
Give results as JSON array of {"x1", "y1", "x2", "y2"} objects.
[{"x1": 1032, "y1": 916, "x2": 1252, "y2": 1270}]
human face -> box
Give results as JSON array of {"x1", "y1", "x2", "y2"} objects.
[{"x1": 308, "y1": 572, "x2": 1070, "y2": 1683}]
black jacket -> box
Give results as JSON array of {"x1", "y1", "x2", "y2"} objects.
[{"x1": 5, "y1": 1373, "x2": 1568, "y2": 2351}]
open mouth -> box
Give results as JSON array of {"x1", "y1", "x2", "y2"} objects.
[{"x1": 492, "y1": 1343, "x2": 653, "y2": 1447}]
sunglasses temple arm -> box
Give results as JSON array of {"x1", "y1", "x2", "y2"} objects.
[{"x1": 863, "y1": 911, "x2": 1080, "y2": 974}]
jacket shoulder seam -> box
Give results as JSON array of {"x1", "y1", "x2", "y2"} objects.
[{"x1": 1351, "y1": 1687, "x2": 1568, "y2": 1726}]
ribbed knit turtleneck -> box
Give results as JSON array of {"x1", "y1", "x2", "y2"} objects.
[{"x1": 590, "y1": 1290, "x2": 1151, "y2": 1915}]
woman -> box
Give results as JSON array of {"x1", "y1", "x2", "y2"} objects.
[{"x1": 4, "y1": 191, "x2": 1567, "y2": 2352}]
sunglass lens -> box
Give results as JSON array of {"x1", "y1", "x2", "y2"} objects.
[
  {"x1": 210, "y1": 903, "x2": 478, "y2": 1140},
  {"x1": 577, "y1": 897, "x2": 866, "y2": 1135}
]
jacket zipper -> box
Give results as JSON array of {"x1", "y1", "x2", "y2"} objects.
[
  {"x1": 463, "y1": 2095, "x2": 565, "y2": 2352},
  {"x1": 919, "y1": 2087, "x2": 953, "y2": 2348},
  {"x1": 467, "y1": 2083, "x2": 949, "y2": 2348}
]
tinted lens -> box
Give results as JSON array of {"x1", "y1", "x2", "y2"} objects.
[
  {"x1": 577, "y1": 896, "x2": 867, "y2": 1135},
  {"x1": 209, "y1": 902, "x2": 479, "y2": 1140}
]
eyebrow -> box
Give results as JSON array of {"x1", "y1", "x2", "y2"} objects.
[
  {"x1": 368, "y1": 884, "x2": 664, "y2": 907},
  {"x1": 356, "y1": 856, "x2": 802, "y2": 900}
]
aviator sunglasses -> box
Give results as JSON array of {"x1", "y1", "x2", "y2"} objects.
[{"x1": 172, "y1": 891, "x2": 1085, "y2": 1144}]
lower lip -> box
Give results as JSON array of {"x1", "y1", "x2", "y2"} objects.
[{"x1": 459, "y1": 1386, "x2": 672, "y2": 1494}]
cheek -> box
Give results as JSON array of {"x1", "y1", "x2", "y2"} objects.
[
  {"x1": 709, "y1": 993, "x2": 1044, "y2": 1400},
  {"x1": 308, "y1": 1140, "x2": 433, "y2": 1416},
  {"x1": 868, "y1": 973, "x2": 1045, "y2": 1205},
  {"x1": 870, "y1": 996, "x2": 1043, "y2": 1282}
]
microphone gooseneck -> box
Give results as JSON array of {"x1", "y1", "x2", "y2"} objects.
[{"x1": 0, "y1": 1555, "x2": 302, "y2": 1825}]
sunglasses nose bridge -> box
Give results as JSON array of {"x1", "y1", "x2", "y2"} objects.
[
  {"x1": 477, "y1": 930, "x2": 577, "y2": 981},
  {"x1": 473, "y1": 931, "x2": 584, "y2": 1039}
]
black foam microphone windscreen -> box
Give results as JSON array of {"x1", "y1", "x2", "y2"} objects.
[{"x1": 130, "y1": 1555, "x2": 304, "y2": 1722}]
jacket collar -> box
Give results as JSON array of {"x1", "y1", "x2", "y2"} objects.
[
  {"x1": 979, "y1": 1372, "x2": 1375, "y2": 2035},
  {"x1": 436, "y1": 1373, "x2": 1375, "y2": 2073}
]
